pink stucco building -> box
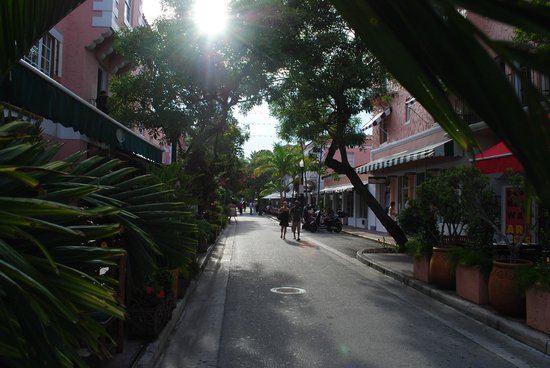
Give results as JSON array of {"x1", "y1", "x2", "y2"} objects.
[
  {"x1": 352, "y1": 13, "x2": 548, "y2": 235},
  {"x1": 2, "y1": 0, "x2": 171, "y2": 164}
]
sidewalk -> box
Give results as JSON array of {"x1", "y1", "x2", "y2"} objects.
[
  {"x1": 341, "y1": 225, "x2": 550, "y2": 356},
  {"x1": 103, "y1": 231, "x2": 223, "y2": 368}
]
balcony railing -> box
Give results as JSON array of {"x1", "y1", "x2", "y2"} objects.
[
  {"x1": 450, "y1": 97, "x2": 482, "y2": 125},
  {"x1": 507, "y1": 70, "x2": 550, "y2": 106},
  {"x1": 451, "y1": 70, "x2": 549, "y2": 125}
]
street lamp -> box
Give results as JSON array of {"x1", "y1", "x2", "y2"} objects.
[{"x1": 299, "y1": 159, "x2": 305, "y2": 218}]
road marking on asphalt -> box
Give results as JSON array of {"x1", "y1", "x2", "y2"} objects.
[{"x1": 270, "y1": 287, "x2": 306, "y2": 295}]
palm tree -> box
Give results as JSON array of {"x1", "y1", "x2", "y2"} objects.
[
  {"x1": 0, "y1": 120, "x2": 125, "y2": 367},
  {"x1": 254, "y1": 143, "x2": 302, "y2": 200},
  {"x1": 0, "y1": 118, "x2": 197, "y2": 366}
]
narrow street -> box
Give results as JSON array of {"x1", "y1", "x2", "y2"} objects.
[{"x1": 157, "y1": 215, "x2": 550, "y2": 368}]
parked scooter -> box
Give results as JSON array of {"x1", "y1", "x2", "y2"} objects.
[{"x1": 303, "y1": 209, "x2": 344, "y2": 233}]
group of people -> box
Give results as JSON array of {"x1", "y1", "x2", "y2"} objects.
[
  {"x1": 277, "y1": 201, "x2": 302, "y2": 241},
  {"x1": 235, "y1": 201, "x2": 258, "y2": 215}
]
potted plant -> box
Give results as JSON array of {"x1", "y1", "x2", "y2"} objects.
[
  {"x1": 127, "y1": 270, "x2": 174, "y2": 337},
  {"x1": 450, "y1": 168, "x2": 499, "y2": 304},
  {"x1": 486, "y1": 174, "x2": 536, "y2": 317},
  {"x1": 450, "y1": 246, "x2": 493, "y2": 304},
  {"x1": 414, "y1": 167, "x2": 476, "y2": 289},
  {"x1": 405, "y1": 237, "x2": 433, "y2": 282},
  {"x1": 399, "y1": 200, "x2": 438, "y2": 282},
  {"x1": 518, "y1": 257, "x2": 550, "y2": 333}
]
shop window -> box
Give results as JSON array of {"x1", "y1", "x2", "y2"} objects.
[
  {"x1": 416, "y1": 172, "x2": 425, "y2": 186},
  {"x1": 346, "y1": 192, "x2": 354, "y2": 217},
  {"x1": 399, "y1": 176, "x2": 409, "y2": 210},
  {"x1": 359, "y1": 194, "x2": 368, "y2": 218}
]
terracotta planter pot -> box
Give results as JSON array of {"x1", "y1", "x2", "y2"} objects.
[
  {"x1": 429, "y1": 247, "x2": 456, "y2": 290},
  {"x1": 413, "y1": 256, "x2": 430, "y2": 283},
  {"x1": 128, "y1": 296, "x2": 172, "y2": 337},
  {"x1": 526, "y1": 286, "x2": 550, "y2": 334},
  {"x1": 488, "y1": 259, "x2": 532, "y2": 317},
  {"x1": 456, "y1": 265, "x2": 489, "y2": 305}
]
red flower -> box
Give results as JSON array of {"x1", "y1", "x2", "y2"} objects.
[
  {"x1": 145, "y1": 286, "x2": 153, "y2": 295},
  {"x1": 156, "y1": 290, "x2": 166, "y2": 299}
]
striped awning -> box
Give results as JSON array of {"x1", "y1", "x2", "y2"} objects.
[
  {"x1": 320, "y1": 183, "x2": 354, "y2": 194},
  {"x1": 262, "y1": 192, "x2": 282, "y2": 199},
  {"x1": 1, "y1": 62, "x2": 163, "y2": 163},
  {"x1": 363, "y1": 107, "x2": 392, "y2": 130},
  {"x1": 355, "y1": 140, "x2": 456, "y2": 174},
  {"x1": 320, "y1": 181, "x2": 371, "y2": 194}
]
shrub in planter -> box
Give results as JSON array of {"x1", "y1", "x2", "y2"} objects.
[
  {"x1": 128, "y1": 269, "x2": 175, "y2": 337},
  {"x1": 517, "y1": 258, "x2": 550, "y2": 333},
  {"x1": 405, "y1": 238, "x2": 432, "y2": 282},
  {"x1": 196, "y1": 219, "x2": 211, "y2": 253},
  {"x1": 415, "y1": 166, "x2": 499, "y2": 290},
  {"x1": 450, "y1": 247, "x2": 493, "y2": 304},
  {"x1": 399, "y1": 200, "x2": 437, "y2": 283}
]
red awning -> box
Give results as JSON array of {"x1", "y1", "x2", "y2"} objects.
[{"x1": 474, "y1": 142, "x2": 523, "y2": 174}]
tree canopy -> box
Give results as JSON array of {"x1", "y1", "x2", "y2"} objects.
[{"x1": 249, "y1": 0, "x2": 408, "y2": 247}]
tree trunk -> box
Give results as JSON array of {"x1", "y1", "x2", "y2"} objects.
[{"x1": 325, "y1": 143, "x2": 408, "y2": 251}]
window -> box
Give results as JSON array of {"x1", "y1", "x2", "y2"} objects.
[
  {"x1": 125, "y1": 0, "x2": 132, "y2": 24},
  {"x1": 97, "y1": 68, "x2": 108, "y2": 96},
  {"x1": 405, "y1": 97, "x2": 415, "y2": 124},
  {"x1": 399, "y1": 176, "x2": 408, "y2": 210},
  {"x1": 346, "y1": 192, "x2": 354, "y2": 217},
  {"x1": 347, "y1": 152, "x2": 355, "y2": 167},
  {"x1": 534, "y1": 73, "x2": 549, "y2": 97},
  {"x1": 379, "y1": 120, "x2": 388, "y2": 144},
  {"x1": 359, "y1": 193, "x2": 368, "y2": 218},
  {"x1": 23, "y1": 33, "x2": 62, "y2": 78}
]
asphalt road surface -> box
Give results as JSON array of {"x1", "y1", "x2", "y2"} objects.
[{"x1": 157, "y1": 215, "x2": 550, "y2": 368}]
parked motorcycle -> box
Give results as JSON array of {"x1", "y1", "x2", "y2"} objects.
[{"x1": 303, "y1": 209, "x2": 344, "y2": 233}]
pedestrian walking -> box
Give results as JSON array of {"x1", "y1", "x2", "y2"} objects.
[
  {"x1": 229, "y1": 203, "x2": 238, "y2": 223},
  {"x1": 290, "y1": 201, "x2": 302, "y2": 241},
  {"x1": 388, "y1": 201, "x2": 397, "y2": 220},
  {"x1": 278, "y1": 201, "x2": 290, "y2": 240}
]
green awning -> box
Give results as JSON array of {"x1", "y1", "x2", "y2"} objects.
[
  {"x1": 0, "y1": 0, "x2": 86, "y2": 76},
  {"x1": 1, "y1": 62, "x2": 163, "y2": 163}
]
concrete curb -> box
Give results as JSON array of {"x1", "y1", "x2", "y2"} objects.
[
  {"x1": 356, "y1": 249, "x2": 550, "y2": 356},
  {"x1": 132, "y1": 227, "x2": 228, "y2": 368}
]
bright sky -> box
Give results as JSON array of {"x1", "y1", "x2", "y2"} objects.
[
  {"x1": 142, "y1": 0, "x2": 281, "y2": 158},
  {"x1": 140, "y1": 1, "x2": 370, "y2": 159},
  {"x1": 235, "y1": 104, "x2": 281, "y2": 157},
  {"x1": 142, "y1": 0, "x2": 164, "y2": 23}
]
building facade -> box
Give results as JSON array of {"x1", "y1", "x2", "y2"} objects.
[
  {"x1": 316, "y1": 136, "x2": 373, "y2": 228},
  {"x1": 2, "y1": 0, "x2": 171, "y2": 164},
  {"x1": 349, "y1": 13, "x2": 547, "y2": 239}
]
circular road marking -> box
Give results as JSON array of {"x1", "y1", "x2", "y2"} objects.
[{"x1": 270, "y1": 287, "x2": 306, "y2": 295}]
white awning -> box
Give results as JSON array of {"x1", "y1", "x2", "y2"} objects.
[
  {"x1": 262, "y1": 192, "x2": 281, "y2": 199},
  {"x1": 320, "y1": 181, "x2": 369, "y2": 194},
  {"x1": 363, "y1": 107, "x2": 392, "y2": 130},
  {"x1": 355, "y1": 139, "x2": 458, "y2": 174}
]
